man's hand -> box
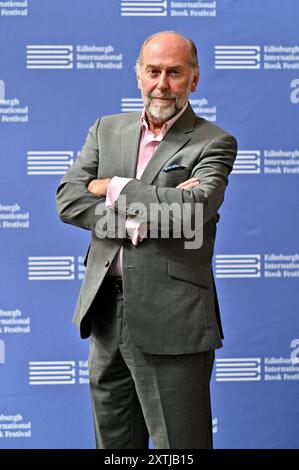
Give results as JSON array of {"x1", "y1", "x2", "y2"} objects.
[
  {"x1": 87, "y1": 176, "x2": 199, "y2": 196},
  {"x1": 176, "y1": 177, "x2": 200, "y2": 190},
  {"x1": 87, "y1": 178, "x2": 112, "y2": 197}
]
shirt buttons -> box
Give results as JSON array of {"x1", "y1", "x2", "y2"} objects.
[{"x1": 104, "y1": 261, "x2": 110, "y2": 268}]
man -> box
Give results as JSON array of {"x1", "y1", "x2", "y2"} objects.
[{"x1": 56, "y1": 31, "x2": 237, "y2": 449}]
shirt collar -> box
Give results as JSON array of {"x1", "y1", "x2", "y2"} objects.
[{"x1": 141, "y1": 102, "x2": 188, "y2": 138}]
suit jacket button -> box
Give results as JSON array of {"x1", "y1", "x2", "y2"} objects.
[{"x1": 104, "y1": 261, "x2": 110, "y2": 267}]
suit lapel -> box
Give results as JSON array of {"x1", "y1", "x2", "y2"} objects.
[
  {"x1": 121, "y1": 114, "x2": 142, "y2": 178},
  {"x1": 139, "y1": 103, "x2": 197, "y2": 185}
]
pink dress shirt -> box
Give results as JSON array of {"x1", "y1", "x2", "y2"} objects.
[{"x1": 106, "y1": 103, "x2": 188, "y2": 276}]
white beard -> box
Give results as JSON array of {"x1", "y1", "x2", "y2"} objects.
[{"x1": 141, "y1": 87, "x2": 191, "y2": 123}]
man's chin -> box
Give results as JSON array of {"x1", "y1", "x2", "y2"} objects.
[{"x1": 146, "y1": 105, "x2": 177, "y2": 123}]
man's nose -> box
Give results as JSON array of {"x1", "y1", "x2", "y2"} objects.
[{"x1": 157, "y1": 72, "x2": 169, "y2": 91}]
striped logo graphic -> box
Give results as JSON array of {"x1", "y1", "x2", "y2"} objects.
[
  {"x1": 215, "y1": 254, "x2": 261, "y2": 278},
  {"x1": 232, "y1": 151, "x2": 261, "y2": 174},
  {"x1": 28, "y1": 257, "x2": 75, "y2": 281},
  {"x1": 26, "y1": 45, "x2": 73, "y2": 69},
  {"x1": 216, "y1": 358, "x2": 262, "y2": 381},
  {"x1": 29, "y1": 361, "x2": 76, "y2": 385},
  {"x1": 27, "y1": 151, "x2": 74, "y2": 175},
  {"x1": 121, "y1": 0, "x2": 167, "y2": 16},
  {"x1": 215, "y1": 46, "x2": 261, "y2": 69},
  {"x1": 121, "y1": 98, "x2": 143, "y2": 112}
]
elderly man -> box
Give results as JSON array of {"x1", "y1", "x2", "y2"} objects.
[{"x1": 56, "y1": 31, "x2": 237, "y2": 449}]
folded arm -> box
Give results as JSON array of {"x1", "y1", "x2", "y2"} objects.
[
  {"x1": 113, "y1": 133, "x2": 237, "y2": 231},
  {"x1": 56, "y1": 118, "x2": 237, "y2": 238},
  {"x1": 56, "y1": 118, "x2": 106, "y2": 231}
]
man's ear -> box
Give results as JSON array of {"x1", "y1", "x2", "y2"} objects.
[
  {"x1": 136, "y1": 65, "x2": 141, "y2": 90},
  {"x1": 190, "y1": 68, "x2": 200, "y2": 92}
]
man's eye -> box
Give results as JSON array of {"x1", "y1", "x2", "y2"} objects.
[
  {"x1": 148, "y1": 70, "x2": 159, "y2": 76},
  {"x1": 169, "y1": 70, "x2": 179, "y2": 76}
]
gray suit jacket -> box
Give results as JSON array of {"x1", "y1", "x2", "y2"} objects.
[{"x1": 56, "y1": 104, "x2": 237, "y2": 354}]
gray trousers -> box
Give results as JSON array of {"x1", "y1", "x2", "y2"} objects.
[{"x1": 88, "y1": 289, "x2": 215, "y2": 449}]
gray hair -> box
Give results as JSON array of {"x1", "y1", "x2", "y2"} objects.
[{"x1": 136, "y1": 31, "x2": 199, "y2": 70}]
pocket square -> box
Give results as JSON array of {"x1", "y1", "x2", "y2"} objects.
[{"x1": 162, "y1": 164, "x2": 187, "y2": 173}]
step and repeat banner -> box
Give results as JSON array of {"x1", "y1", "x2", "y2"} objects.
[{"x1": 0, "y1": 0, "x2": 298, "y2": 449}]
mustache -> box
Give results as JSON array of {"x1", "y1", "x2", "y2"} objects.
[{"x1": 148, "y1": 93, "x2": 177, "y2": 100}]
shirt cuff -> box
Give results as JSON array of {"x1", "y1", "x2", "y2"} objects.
[{"x1": 106, "y1": 176, "x2": 133, "y2": 208}]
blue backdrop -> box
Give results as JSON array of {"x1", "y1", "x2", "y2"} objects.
[{"x1": 0, "y1": 0, "x2": 299, "y2": 449}]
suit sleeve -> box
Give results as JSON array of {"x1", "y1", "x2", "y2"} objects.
[
  {"x1": 55, "y1": 118, "x2": 107, "y2": 231},
  {"x1": 114, "y1": 133, "x2": 237, "y2": 230}
]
